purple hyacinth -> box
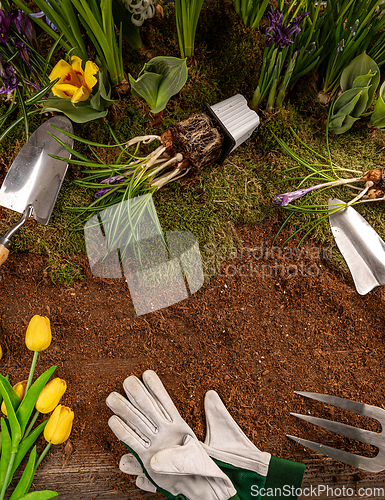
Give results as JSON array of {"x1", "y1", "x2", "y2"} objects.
[
  {"x1": 0, "y1": 56, "x2": 19, "y2": 94},
  {"x1": 272, "y1": 186, "x2": 315, "y2": 206},
  {"x1": 0, "y1": 10, "x2": 13, "y2": 44},
  {"x1": 265, "y1": 7, "x2": 309, "y2": 48}
]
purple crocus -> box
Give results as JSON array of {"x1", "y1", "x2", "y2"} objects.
[
  {"x1": 0, "y1": 56, "x2": 19, "y2": 94},
  {"x1": 95, "y1": 174, "x2": 126, "y2": 199},
  {"x1": 265, "y1": 7, "x2": 309, "y2": 48},
  {"x1": 272, "y1": 186, "x2": 315, "y2": 206},
  {"x1": 0, "y1": 10, "x2": 13, "y2": 44},
  {"x1": 12, "y1": 10, "x2": 37, "y2": 48}
]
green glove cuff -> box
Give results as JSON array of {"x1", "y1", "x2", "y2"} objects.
[
  {"x1": 212, "y1": 458, "x2": 266, "y2": 500},
  {"x1": 264, "y1": 455, "x2": 305, "y2": 500}
]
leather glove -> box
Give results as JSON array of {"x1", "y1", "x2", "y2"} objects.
[
  {"x1": 106, "y1": 370, "x2": 240, "y2": 500},
  {"x1": 117, "y1": 385, "x2": 305, "y2": 500}
]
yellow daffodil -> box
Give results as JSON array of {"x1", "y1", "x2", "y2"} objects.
[
  {"x1": 25, "y1": 315, "x2": 52, "y2": 352},
  {"x1": 49, "y1": 55, "x2": 99, "y2": 104},
  {"x1": 36, "y1": 378, "x2": 67, "y2": 414},
  {"x1": 44, "y1": 405, "x2": 74, "y2": 445},
  {"x1": 1, "y1": 380, "x2": 27, "y2": 416}
]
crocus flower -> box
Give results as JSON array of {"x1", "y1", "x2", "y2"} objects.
[
  {"x1": 49, "y1": 56, "x2": 98, "y2": 103},
  {"x1": 44, "y1": 405, "x2": 74, "y2": 444},
  {"x1": 25, "y1": 315, "x2": 52, "y2": 351},
  {"x1": 0, "y1": 56, "x2": 19, "y2": 94},
  {"x1": 265, "y1": 7, "x2": 309, "y2": 48},
  {"x1": 1, "y1": 380, "x2": 27, "y2": 415},
  {"x1": 273, "y1": 186, "x2": 315, "y2": 206},
  {"x1": 12, "y1": 10, "x2": 37, "y2": 47},
  {"x1": 36, "y1": 378, "x2": 67, "y2": 413},
  {"x1": 0, "y1": 9, "x2": 13, "y2": 43},
  {"x1": 95, "y1": 174, "x2": 126, "y2": 198}
]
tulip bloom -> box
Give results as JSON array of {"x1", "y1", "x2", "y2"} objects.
[
  {"x1": 25, "y1": 315, "x2": 52, "y2": 352},
  {"x1": 36, "y1": 378, "x2": 67, "y2": 414},
  {"x1": 49, "y1": 56, "x2": 98, "y2": 104},
  {"x1": 44, "y1": 405, "x2": 74, "y2": 445},
  {"x1": 1, "y1": 380, "x2": 27, "y2": 416}
]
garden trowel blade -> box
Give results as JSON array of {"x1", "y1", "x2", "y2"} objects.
[
  {"x1": 0, "y1": 115, "x2": 73, "y2": 225},
  {"x1": 328, "y1": 198, "x2": 385, "y2": 295}
]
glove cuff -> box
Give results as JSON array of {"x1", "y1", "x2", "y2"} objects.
[{"x1": 264, "y1": 455, "x2": 305, "y2": 500}]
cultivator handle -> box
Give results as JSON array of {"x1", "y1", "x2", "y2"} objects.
[{"x1": 0, "y1": 239, "x2": 9, "y2": 266}]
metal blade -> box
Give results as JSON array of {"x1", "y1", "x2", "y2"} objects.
[
  {"x1": 0, "y1": 115, "x2": 73, "y2": 225},
  {"x1": 287, "y1": 434, "x2": 384, "y2": 472},
  {"x1": 328, "y1": 198, "x2": 385, "y2": 295},
  {"x1": 290, "y1": 412, "x2": 382, "y2": 447}
]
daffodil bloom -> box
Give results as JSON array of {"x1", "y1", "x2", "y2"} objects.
[
  {"x1": 1, "y1": 380, "x2": 27, "y2": 416},
  {"x1": 36, "y1": 378, "x2": 67, "y2": 414},
  {"x1": 44, "y1": 405, "x2": 74, "y2": 445},
  {"x1": 25, "y1": 315, "x2": 52, "y2": 352},
  {"x1": 49, "y1": 56, "x2": 98, "y2": 104}
]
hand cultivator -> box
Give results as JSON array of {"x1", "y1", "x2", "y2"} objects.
[{"x1": 288, "y1": 391, "x2": 385, "y2": 473}]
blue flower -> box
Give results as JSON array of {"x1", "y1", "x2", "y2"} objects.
[{"x1": 265, "y1": 7, "x2": 309, "y2": 48}]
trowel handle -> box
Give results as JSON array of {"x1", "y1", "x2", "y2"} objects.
[{"x1": 0, "y1": 205, "x2": 34, "y2": 267}]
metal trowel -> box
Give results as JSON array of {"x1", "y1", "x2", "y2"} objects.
[
  {"x1": 0, "y1": 115, "x2": 73, "y2": 266},
  {"x1": 328, "y1": 198, "x2": 385, "y2": 295}
]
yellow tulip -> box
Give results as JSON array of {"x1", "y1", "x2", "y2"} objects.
[
  {"x1": 49, "y1": 56, "x2": 99, "y2": 104},
  {"x1": 1, "y1": 380, "x2": 27, "y2": 416},
  {"x1": 44, "y1": 405, "x2": 74, "y2": 445},
  {"x1": 25, "y1": 315, "x2": 52, "y2": 352},
  {"x1": 36, "y1": 378, "x2": 67, "y2": 414}
]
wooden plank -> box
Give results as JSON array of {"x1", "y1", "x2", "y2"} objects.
[{"x1": 15, "y1": 445, "x2": 385, "y2": 500}]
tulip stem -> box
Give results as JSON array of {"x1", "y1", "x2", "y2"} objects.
[
  {"x1": 23, "y1": 410, "x2": 40, "y2": 440},
  {"x1": 25, "y1": 351, "x2": 39, "y2": 396},
  {"x1": 0, "y1": 452, "x2": 16, "y2": 500},
  {"x1": 35, "y1": 442, "x2": 52, "y2": 472}
]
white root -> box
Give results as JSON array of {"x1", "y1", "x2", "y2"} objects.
[
  {"x1": 347, "y1": 181, "x2": 374, "y2": 206},
  {"x1": 125, "y1": 135, "x2": 161, "y2": 147}
]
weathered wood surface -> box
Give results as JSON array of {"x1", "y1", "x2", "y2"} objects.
[{"x1": 17, "y1": 445, "x2": 385, "y2": 500}]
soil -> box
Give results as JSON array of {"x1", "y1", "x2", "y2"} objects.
[{"x1": 1, "y1": 220, "x2": 385, "y2": 497}]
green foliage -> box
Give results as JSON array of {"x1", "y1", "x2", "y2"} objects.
[
  {"x1": 329, "y1": 52, "x2": 385, "y2": 133},
  {"x1": 175, "y1": 0, "x2": 205, "y2": 58},
  {"x1": 234, "y1": 0, "x2": 270, "y2": 29},
  {"x1": 129, "y1": 56, "x2": 188, "y2": 114}
]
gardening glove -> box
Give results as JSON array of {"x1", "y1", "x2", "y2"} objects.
[
  {"x1": 119, "y1": 388, "x2": 305, "y2": 500},
  {"x1": 106, "y1": 370, "x2": 239, "y2": 500}
]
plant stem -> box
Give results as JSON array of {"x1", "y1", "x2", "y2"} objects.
[
  {"x1": 23, "y1": 410, "x2": 40, "y2": 440},
  {"x1": 25, "y1": 351, "x2": 39, "y2": 396},
  {"x1": 0, "y1": 452, "x2": 16, "y2": 500},
  {"x1": 35, "y1": 442, "x2": 52, "y2": 472}
]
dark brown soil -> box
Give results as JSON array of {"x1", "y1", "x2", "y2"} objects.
[{"x1": 1, "y1": 221, "x2": 385, "y2": 497}]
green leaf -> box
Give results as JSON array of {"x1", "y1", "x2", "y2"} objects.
[
  {"x1": 129, "y1": 72, "x2": 162, "y2": 111},
  {"x1": 0, "y1": 418, "x2": 12, "y2": 488},
  {"x1": 41, "y1": 99, "x2": 109, "y2": 123},
  {"x1": 0, "y1": 375, "x2": 21, "y2": 453},
  {"x1": 332, "y1": 86, "x2": 370, "y2": 118},
  {"x1": 129, "y1": 56, "x2": 188, "y2": 114},
  {"x1": 16, "y1": 366, "x2": 56, "y2": 436},
  {"x1": 12, "y1": 421, "x2": 48, "y2": 478},
  {"x1": 352, "y1": 70, "x2": 376, "y2": 89},
  {"x1": 15, "y1": 491, "x2": 58, "y2": 500},
  {"x1": 340, "y1": 51, "x2": 380, "y2": 107},
  {"x1": 370, "y1": 81, "x2": 385, "y2": 127},
  {"x1": 111, "y1": 0, "x2": 142, "y2": 49},
  {"x1": 329, "y1": 114, "x2": 359, "y2": 134},
  {"x1": 9, "y1": 447, "x2": 37, "y2": 500}
]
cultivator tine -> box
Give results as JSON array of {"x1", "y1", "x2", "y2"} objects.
[
  {"x1": 286, "y1": 435, "x2": 384, "y2": 472},
  {"x1": 288, "y1": 391, "x2": 385, "y2": 473},
  {"x1": 290, "y1": 412, "x2": 381, "y2": 446}
]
